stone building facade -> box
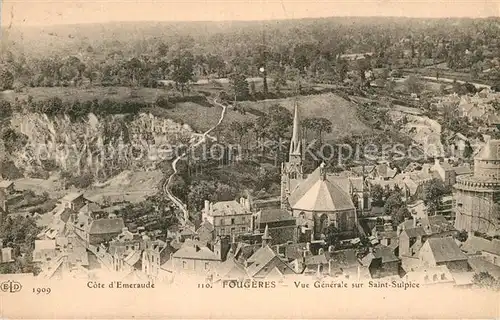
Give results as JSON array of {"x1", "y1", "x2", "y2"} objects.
[{"x1": 454, "y1": 139, "x2": 500, "y2": 235}]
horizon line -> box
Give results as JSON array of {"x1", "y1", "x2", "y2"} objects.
[{"x1": 7, "y1": 15, "x2": 500, "y2": 28}]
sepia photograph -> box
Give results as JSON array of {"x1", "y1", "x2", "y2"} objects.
[{"x1": 0, "y1": 0, "x2": 499, "y2": 318}]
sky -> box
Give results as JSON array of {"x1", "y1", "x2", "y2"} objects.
[{"x1": 1, "y1": 0, "x2": 499, "y2": 27}]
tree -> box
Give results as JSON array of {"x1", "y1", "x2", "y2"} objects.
[
  {"x1": 229, "y1": 73, "x2": 249, "y2": 101},
  {"x1": 472, "y1": 272, "x2": 500, "y2": 290},
  {"x1": 0, "y1": 68, "x2": 14, "y2": 90},
  {"x1": 371, "y1": 184, "x2": 385, "y2": 207},
  {"x1": 455, "y1": 230, "x2": 468, "y2": 242},
  {"x1": 404, "y1": 75, "x2": 423, "y2": 94},
  {"x1": 423, "y1": 178, "x2": 448, "y2": 215},
  {"x1": 384, "y1": 192, "x2": 404, "y2": 216},
  {"x1": 172, "y1": 52, "x2": 194, "y2": 96},
  {"x1": 0, "y1": 100, "x2": 12, "y2": 119},
  {"x1": 187, "y1": 180, "x2": 217, "y2": 211},
  {"x1": 324, "y1": 223, "x2": 340, "y2": 247}
]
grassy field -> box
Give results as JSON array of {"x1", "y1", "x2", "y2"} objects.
[{"x1": 240, "y1": 93, "x2": 370, "y2": 140}]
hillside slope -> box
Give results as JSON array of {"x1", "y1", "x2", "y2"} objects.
[{"x1": 241, "y1": 93, "x2": 370, "y2": 140}]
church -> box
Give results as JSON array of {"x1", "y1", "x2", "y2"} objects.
[{"x1": 280, "y1": 102, "x2": 360, "y2": 241}]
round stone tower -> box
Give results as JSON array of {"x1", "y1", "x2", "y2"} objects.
[{"x1": 454, "y1": 139, "x2": 500, "y2": 235}]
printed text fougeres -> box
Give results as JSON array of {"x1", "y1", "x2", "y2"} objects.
[{"x1": 87, "y1": 281, "x2": 155, "y2": 289}]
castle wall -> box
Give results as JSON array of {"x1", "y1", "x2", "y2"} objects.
[{"x1": 454, "y1": 188, "x2": 499, "y2": 234}]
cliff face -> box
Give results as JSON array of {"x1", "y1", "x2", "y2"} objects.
[{"x1": 1, "y1": 112, "x2": 194, "y2": 182}]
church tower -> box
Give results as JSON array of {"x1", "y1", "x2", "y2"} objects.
[{"x1": 281, "y1": 100, "x2": 303, "y2": 209}]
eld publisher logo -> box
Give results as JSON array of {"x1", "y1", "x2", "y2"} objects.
[{"x1": 1, "y1": 280, "x2": 22, "y2": 293}]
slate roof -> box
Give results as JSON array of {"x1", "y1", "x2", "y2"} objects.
[
  {"x1": 288, "y1": 166, "x2": 354, "y2": 212},
  {"x1": 468, "y1": 256, "x2": 500, "y2": 279},
  {"x1": 172, "y1": 240, "x2": 220, "y2": 261},
  {"x1": 326, "y1": 249, "x2": 359, "y2": 268},
  {"x1": 88, "y1": 218, "x2": 125, "y2": 235},
  {"x1": 196, "y1": 220, "x2": 215, "y2": 234},
  {"x1": 461, "y1": 236, "x2": 500, "y2": 256},
  {"x1": 0, "y1": 180, "x2": 13, "y2": 189},
  {"x1": 210, "y1": 201, "x2": 248, "y2": 216},
  {"x1": 402, "y1": 227, "x2": 426, "y2": 238},
  {"x1": 425, "y1": 237, "x2": 468, "y2": 263},
  {"x1": 361, "y1": 245, "x2": 399, "y2": 266},
  {"x1": 215, "y1": 258, "x2": 248, "y2": 280},
  {"x1": 246, "y1": 245, "x2": 292, "y2": 277},
  {"x1": 61, "y1": 192, "x2": 84, "y2": 202},
  {"x1": 259, "y1": 209, "x2": 295, "y2": 224},
  {"x1": 305, "y1": 254, "x2": 328, "y2": 266}
]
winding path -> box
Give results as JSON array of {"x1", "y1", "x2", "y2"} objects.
[{"x1": 163, "y1": 97, "x2": 228, "y2": 225}]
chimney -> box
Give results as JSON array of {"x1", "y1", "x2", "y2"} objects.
[
  {"x1": 319, "y1": 162, "x2": 327, "y2": 180},
  {"x1": 239, "y1": 197, "x2": 244, "y2": 206},
  {"x1": 204, "y1": 200, "x2": 210, "y2": 215}
]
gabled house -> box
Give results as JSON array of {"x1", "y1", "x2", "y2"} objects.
[
  {"x1": 360, "y1": 245, "x2": 400, "y2": 279},
  {"x1": 245, "y1": 245, "x2": 296, "y2": 279},
  {"x1": 418, "y1": 237, "x2": 469, "y2": 272},
  {"x1": 461, "y1": 235, "x2": 500, "y2": 266}
]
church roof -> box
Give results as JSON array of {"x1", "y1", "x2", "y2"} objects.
[
  {"x1": 288, "y1": 166, "x2": 355, "y2": 212},
  {"x1": 475, "y1": 139, "x2": 500, "y2": 161}
]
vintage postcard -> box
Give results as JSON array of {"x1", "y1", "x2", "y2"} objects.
[{"x1": 0, "y1": 0, "x2": 499, "y2": 318}]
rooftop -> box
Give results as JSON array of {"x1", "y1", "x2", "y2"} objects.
[
  {"x1": 259, "y1": 208, "x2": 295, "y2": 224},
  {"x1": 88, "y1": 218, "x2": 125, "y2": 235},
  {"x1": 210, "y1": 200, "x2": 249, "y2": 216},
  {"x1": 425, "y1": 237, "x2": 468, "y2": 263}
]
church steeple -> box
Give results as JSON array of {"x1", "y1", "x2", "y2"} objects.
[{"x1": 289, "y1": 100, "x2": 301, "y2": 157}]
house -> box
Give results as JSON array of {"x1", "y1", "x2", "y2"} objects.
[
  {"x1": 371, "y1": 223, "x2": 398, "y2": 248},
  {"x1": 213, "y1": 257, "x2": 249, "y2": 282},
  {"x1": 404, "y1": 265, "x2": 455, "y2": 287},
  {"x1": 60, "y1": 192, "x2": 87, "y2": 211},
  {"x1": 0, "y1": 246, "x2": 14, "y2": 264},
  {"x1": 196, "y1": 220, "x2": 216, "y2": 246},
  {"x1": 398, "y1": 215, "x2": 457, "y2": 258},
  {"x1": 171, "y1": 239, "x2": 222, "y2": 275},
  {"x1": 87, "y1": 217, "x2": 126, "y2": 245},
  {"x1": 360, "y1": 245, "x2": 400, "y2": 279},
  {"x1": 0, "y1": 180, "x2": 14, "y2": 194},
  {"x1": 245, "y1": 245, "x2": 296, "y2": 279},
  {"x1": 372, "y1": 163, "x2": 398, "y2": 181},
  {"x1": 432, "y1": 159, "x2": 456, "y2": 187},
  {"x1": 325, "y1": 248, "x2": 359, "y2": 279},
  {"x1": 253, "y1": 208, "x2": 296, "y2": 245},
  {"x1": 447, "y1": 133, "x2": 470, "y2": 159},
  {"x1": 461, "y1": 235, "x2": 500, "y2": 266},
  {"x1": 467, "y1": 256, "x2": 500, "y2": 280},
  {"x1": 33, "y1": 240, "x2": 58, "y2": 263},
  {"x1": 418, "y1": 237, "x2": 470, "y2": 272},
  {"x1": 202, "y1": 198, "x2": 253, "y2": 237}
]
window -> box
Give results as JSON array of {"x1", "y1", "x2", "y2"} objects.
[
  {"x1": 182, "y1": 261, "x2": 187, "y2": 269},
  {"x1": 205, "y1": 262, "x2": 209, "y2": 270},
  {"x1": 220, "y1": 218, "x2": 225, "y2": 226},
  {"x1": 219, "y1": 228, "x2": 225, "y2": 235},
  {"x1": 231, "y1": 218, "x2": 235, "y2": 224},
  {"x1": 241, "y1": 227, "x2": 246, "y2": 232},
  {"x1": 433, "y1": 274, "x2": 438, "y2": 282}
]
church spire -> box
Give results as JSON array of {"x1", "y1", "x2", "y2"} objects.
[{"x1": 289, "y1": 100, "x2": 301, "y2": 156}]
